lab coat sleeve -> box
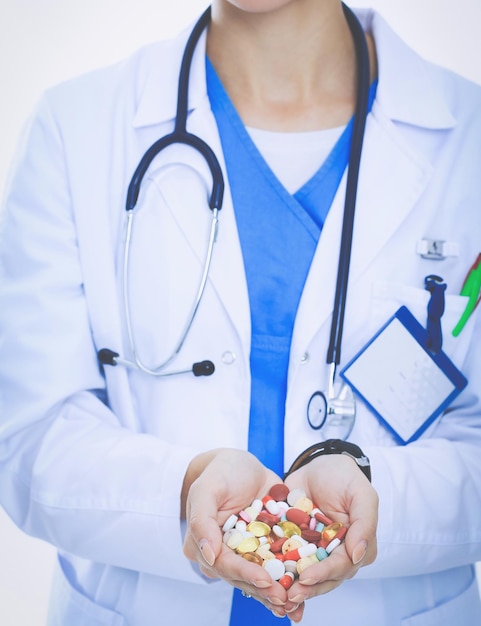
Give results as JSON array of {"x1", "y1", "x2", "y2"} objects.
[
  {"x1": 358, "y1": 314, "x2": 481, "y2": 578},
  {"x1": 0, "y1": 95, "x2": 204, "y2": 583}
]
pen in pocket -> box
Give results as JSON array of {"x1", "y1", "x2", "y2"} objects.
[{"x1": 452, "y1": 253, "x2": 481, "y2": 337}]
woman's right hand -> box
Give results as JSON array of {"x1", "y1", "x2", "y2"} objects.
[{"x1": 182, "y1": 449, "x2": 303, "y2": 618}]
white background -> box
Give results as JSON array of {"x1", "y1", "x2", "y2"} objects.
[{"x1": 0, "y1": 1, "x2": 480, "y2": 624}]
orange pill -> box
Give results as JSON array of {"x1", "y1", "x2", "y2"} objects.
[{"x1": 279, "y1": 572, "x2": 295, "y2": 589}]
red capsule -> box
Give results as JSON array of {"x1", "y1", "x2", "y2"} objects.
[
  {"x1": 301, "y1": 529, "x2": 322, "y2": 543},
  {"x1": 257, "y1": 511, "x2": 281, "y2": 526},
  {"x1": 286, "y1": 508, "x2": 310, "y2": 527},
  {"x1": 283, "y1": 548, "x2": 301, "y2": 561},
  {"x1": 270, "y1": 537, "x2": 287, "y2": 554},
  {"x1": 284, "y1": 544, "x2": 317, "y2": 561},
  {"x1": 279, "y1": 572, "x2": 295, "y2": 590},
  {"x1": 314, "y1": 511, "x2": 334, "y2": 525},
  {"x1": 269, "y1": 483, "x2": 290, "y2": 501}
]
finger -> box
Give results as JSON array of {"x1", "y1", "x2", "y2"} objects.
[
  {"x1": 343, "y1": 485, "x2": 378, "y2": 566},
  {"x1": 286, "y1": 601, "x2": 305, "y2": 624},
  {"x1": 185, "y1": 481, "x2": 226, "y2": 566},
  {"x1": 218, "y1": 551, "x2": 276, "y2": 592},
  {"x1": 287, "y1": 545, "x2": 354, "y2": 602}
]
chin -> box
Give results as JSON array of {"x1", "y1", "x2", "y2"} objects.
[{"x1": 223, "y1": 0, "x2": 296, "y2": 14}]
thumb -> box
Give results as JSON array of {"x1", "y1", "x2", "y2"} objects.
[
  {"x1": 344, "y1": 490, "x2": 378, "y2": 566},
  {"x1": 185, "y1": 480, "x2": 224, "y2": 567}
]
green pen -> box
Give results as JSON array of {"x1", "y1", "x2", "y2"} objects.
[{"x1": 452, "y1": 253, "x2": 481, "y2": 337}]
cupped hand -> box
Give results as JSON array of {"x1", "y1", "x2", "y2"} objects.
[
  {"x1": 182, "y1": 448, "x2": 303, "y2": 617},
  {"x1": 182, "y1": 449, "x2": 378, "y2": 622},
  {"x1": 284, "y1": 453, "x2": 378, "y2": 605}
]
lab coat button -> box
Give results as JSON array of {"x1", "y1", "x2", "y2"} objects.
[
  {"x1": 300, "y1": 352, "x2": 309, "y2": 364},
  {"x1": 222, "y1": 351, "x2": 236, "y2": 364}
]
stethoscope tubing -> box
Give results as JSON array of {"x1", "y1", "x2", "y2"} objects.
[
  {"x1": 126, "y1": 7, "x2": 223, "y2": 214},
  {"x1": 306, "y1": 4, "x2": 370, "y2": 435},
  {"x1": 122, "y1": 207, "x2": 219, "y2": 376},
  {"x1": 99, "y1": 3, "x2": 370, "y2": 398},
  {"x1": 326, "y1": 3, "x2": 370, "y2": 370}
]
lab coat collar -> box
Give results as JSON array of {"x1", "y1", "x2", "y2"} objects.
[
  {"x1": 132, "y1": 9, "x2": 456, "y2": 131},
  {"x1": 358, "y1": 9, "x2": 455, "y2": 129},
  {"x1": 132, "y1": 23, "x2": 208, "y2": 129}
]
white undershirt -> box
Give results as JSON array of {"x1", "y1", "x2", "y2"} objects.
[{"x1": 246, "y1": 125, "x2": 345, "y2": 194}]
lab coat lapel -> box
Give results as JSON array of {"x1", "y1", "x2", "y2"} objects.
[
  {"x1": 292, "y1": 112, "x2": 434, "y2": 353},
  {"x1": 162, "y1": 104, "x2": 252, "y2": 349},
  {"x1": 292, "y1": 8, "x2": 457, "y2": 355},
  {"x1": 132, "y1": 24, "x2": 251, "y2": 349}
]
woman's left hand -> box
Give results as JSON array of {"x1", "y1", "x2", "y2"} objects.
[{"x1": 283, "y1": 453, "x2": 379, "y2": 611}]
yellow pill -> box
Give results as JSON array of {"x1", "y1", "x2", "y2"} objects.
[
  {"x1": 236, "y1": 536, "x2": 260, "y2": 555},
  {"x1": 293, "y1": 496, "x2": 314, "y2": 514},
  {"x1": 258, "y1": 549, "x2": 276, "y2": 560},
  {"x1": 247, "y1": 521, "x2": 271, "y2": 537},
  {"x1": 243, "y1": 506, "x2": 260, "y2": 522},
  {"x1": 296, "y1": 554, "x2": 319, "y2": 575},
  {"x1": 256, "y1": 543, "x2": 274, "y2": 559},
  {"x1": 225, "y1": 529, "x2": 244, "y2": 550},
  {"x1": 281, "y1": 537, "x2": 304, "y2": 555},
  {"x1": 278, "y1": 521, "x2": 302, "y2": 538},
  {"x1": 243, "y1": 552, "x2": 264, "y2": 566},
  {"x1": 322, "y1": 523, "x2": 343, "y2": 542}
]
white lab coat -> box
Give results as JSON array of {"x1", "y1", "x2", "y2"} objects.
[{"x1": 0, "y1": 8, "x2": 480, "y2": 626}]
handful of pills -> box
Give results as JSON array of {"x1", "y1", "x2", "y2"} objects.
[{"x1": 221, "y1": 483, "x2": 346, "y2": 589}]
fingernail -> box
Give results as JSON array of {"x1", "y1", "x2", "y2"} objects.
[
  {"x1": 198, "y1": 538, "x2": 215, "y2": 566},
  {"x1": 298, "y1": 577, "x2": 316, "y2": 586},
  {"x1": 252, "y1": 579, "x2": 271, "y2": 589},
  {"x1": 286, "y1": 604, "x2": 299, "y2": 613},
  {"x1": 272, "y1": 609, "x2": 285, "y2": 618},
  {"x1": 352, "y1": 540, "x2": 368, "y2": 565},
  {"x1": 268, "y1": 596, "x2": 286, "y2": 607},
  {"x1": 289, "y1": 594, "x2": 306, "y2": 604}
]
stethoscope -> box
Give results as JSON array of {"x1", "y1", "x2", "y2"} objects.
[{"x1": 98, "y1": 3, "x2": 371, "y2": 440}]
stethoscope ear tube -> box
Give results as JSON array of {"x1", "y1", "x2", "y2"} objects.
[
  {"x1": 306, "y1": 5, "x2": 370, "y2": 437},
  {"x1": 125, "y1": 6, "x2": 223, "y2": 214},
  {"x1": 326, "y1": 3, "x2": 370, "y2": 367}
]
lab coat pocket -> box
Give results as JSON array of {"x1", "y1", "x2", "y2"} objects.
[
  {"x1": 401, "y1": 575, "x2": 481, "y2": 625},
  {"x1": 47, "y1": 555, "x2": 125, "y2": 626},
  {"x1": 371, "y1": 280, "x2": 475, "y2": 370}
]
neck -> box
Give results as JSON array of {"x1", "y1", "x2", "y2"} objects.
[{"x1": 207, "y1": 0, "x2": 377, "y2": 131}]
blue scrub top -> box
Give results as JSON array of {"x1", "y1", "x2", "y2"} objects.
[{"x1": 207, "y1": 58, "x2": 377, "y2": 476}]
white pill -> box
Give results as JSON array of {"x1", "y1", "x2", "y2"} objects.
[
  {"x1": 235, "y1": 520, "x2": 247, "y2": 532},
  {"x1": 251, "y1": 499, "x2": 263, "y2": 513},
  {"x1": 266, "y1": 500, "x2": 281, "y2": 515},
  {"x1": 263, "y1": 557, "x2": 286, "y2": 581},
  {"x1": 298, "y1": 543, "x2": 317, "y2": 558},
  {"x1": 326, "y1": 538, "x2": 341, "y2": 554},
  {"x1": 272, "y1": 525, "x2": 285, "y2": 538},
  {"x1": 287, "y1": 488, "x2": 306, "y2": 507},
  {"x1": 222, "y1": 514, "x2": 238, "y2": 532}
]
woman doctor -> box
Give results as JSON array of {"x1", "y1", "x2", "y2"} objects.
[{"x1": 0, "y1": 0, "x2": 480, "y2": 625}]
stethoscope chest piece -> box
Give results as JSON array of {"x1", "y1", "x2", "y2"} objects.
[{"x1": 307, "y1": 365, "x2": 356, "y2": 440}]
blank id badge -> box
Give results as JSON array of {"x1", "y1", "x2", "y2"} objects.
[{"x1": 340, "y1": 306, "x2": 468, "y2": 444}]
